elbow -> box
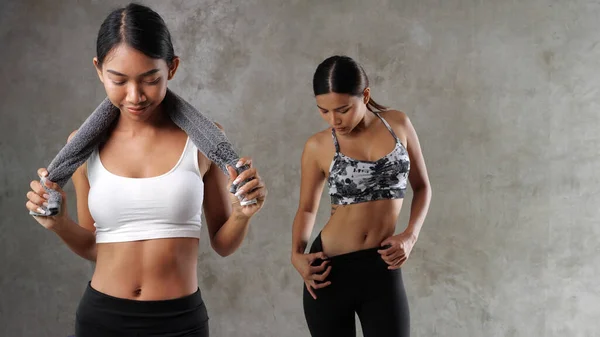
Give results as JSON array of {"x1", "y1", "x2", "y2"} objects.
[
  {"x1": 211, "y1": 241, "x2": 225, "y2": 257},
  {"x1": 219, "y1": 251, "x2": 234, "y2": 258},
  {"x1": 86, "y1": 245, "x2": 98, "y2": 262},
  {"x1": 80, "y1": 248, "x2": 97, "y2": 262},
  {"x1": 413, "y1": 181, "x2": 432, "y2": 198},
  {"x1": 215, "y1": 248, "x2": 232, "y2": 258},
  {"x1": 211, "y1": 241, "x2": 235, "y2": 258},
  {"x1": 216, "y1": 249, "x2": 236, "y2": 258}
]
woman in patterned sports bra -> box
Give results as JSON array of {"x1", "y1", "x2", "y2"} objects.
[{"x1": 291, "y1": 55, "x2": 432, "y2": 337}]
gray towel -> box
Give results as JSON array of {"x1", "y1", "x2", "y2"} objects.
[{"x1": 31, "y1": 89, "x2": 255, "y2": 217}]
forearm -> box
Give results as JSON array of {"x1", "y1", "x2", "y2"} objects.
[
  {"x1": 211, "y1": 211, "x2": 251, "y2": 257},
  {"x1": 404, "y1": 184, "x2": 432, "y2": 239},
  {"x1": 51, "y1": 218, "x2": 97, "y2": 262},
  {"x1": 291, "y1": 210, "x2": 317, "y2": 257}
]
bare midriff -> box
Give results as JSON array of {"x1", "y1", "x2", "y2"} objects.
[
  {"x1": 90, "y1": 237, "x2": 199, "y2": 300},
  {"x1": 320, "y1": 198, "x2": 405, "y2": 257}
]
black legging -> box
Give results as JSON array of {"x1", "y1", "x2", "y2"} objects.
[
  {"x1": 75, "y1": 282, "x2": 209, "y2": 337},
  {"x1": 303, "y1": 232, "x2": 410, "y2": 337}
]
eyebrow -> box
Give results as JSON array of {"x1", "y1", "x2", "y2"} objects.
[
  {"x1": 317, "y1": 104, "x2": 350, "y2": 111},
  {"x1": 106, "y1": 69, "x2": 160, "y2": 77}
]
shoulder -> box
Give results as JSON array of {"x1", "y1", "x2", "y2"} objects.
[
  {"x1": 304, "y1": 128, "x2": 333, "y2": 153},
  {"x1": 67, "y1": 129, "x2": 78, "y2": 143},
  {"x1": 196, "y1": 122, "x2": 224, "y2": 175},
  {"x1": 67, "y1": 129, "x2": 89, "y2": 176},
  {"x1": 213, "y1": 121, "x2": 224, "y2": 130},
  {"x1": 301, "y1": 128, "x2": 335, "y2": 173},
  {"x1": 379, "y1": 109, "x2": 410, "y2": 127},
  {"x1": 378, "y1": 110, "x2": 413, "y2": 145},
  {"x1": 379, "y1": 109, "x2": 412, "y2": 134}
]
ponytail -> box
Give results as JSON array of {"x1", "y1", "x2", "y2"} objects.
[{"x1": 366, "y1": 97, "x2": 388, "y2": 112}]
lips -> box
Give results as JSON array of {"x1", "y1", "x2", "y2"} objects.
[{"x1": 126, "y1": 105, "x2": 149, "y2": 114}]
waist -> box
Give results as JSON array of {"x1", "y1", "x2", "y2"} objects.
[
  {"x1": 76, "y1": 282, "x2": 208, "y2": 334},
  {"x1": 321, "y1": 199, "x2": 403, "y2": 256},
  {"x1": 309, "y1": 232, "x2": 391, "y2": 274},
  {"x1": 92, "y1": 238, "x2": 199, "y2": 300},
  {"x1": 81, "y1": 281, "x2": 204, "y2": 313}
]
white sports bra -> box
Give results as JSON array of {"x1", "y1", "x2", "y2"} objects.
[{"x1": 86, "y1": 137, "x2": 205, "y2": 243}]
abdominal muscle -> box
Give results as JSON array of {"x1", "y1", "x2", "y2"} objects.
[
  {"x1": 90, "y1": 237, "x2": 200, "y2": 300},
  {"x1": 320, "y1": 198, "x2": 404, "y2": 257}
]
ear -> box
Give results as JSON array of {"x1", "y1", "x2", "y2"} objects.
[
  {"x1": 92, "y1": 57, "x2": 104, "y2": 84},
  {"x1": 167, "y1": 56, "x2": 181, "y2": 80},
  {"x1": 363, "y1": 87, "x2": 371, "y2": 105}
]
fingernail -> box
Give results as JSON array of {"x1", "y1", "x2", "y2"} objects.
[
  {"x1": 236, "y1": 161, "x2": 243, "y2": 168},
  {"x1": 36, "y1": 207, "x2": 44, "y2": 214},
  {"x1": 234, "y1": 190, "x2": 242, "y2": 197},
  {"x1": 43, "y1": 202, "x2": 48, "y2": 207},
  {"x1": 43, "y1": 194, "x2": 50, "y2": 199},
  {"x1": 233, "y1": 178, "x2": 240, "y2": 185}
]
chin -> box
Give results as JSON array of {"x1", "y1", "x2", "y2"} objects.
[
  {"x1": 334, "y1": 127, "x2": 350, "y2": 134},
  {"x1": 122, "y1": 104, "x2": 156, "y2": 119}
]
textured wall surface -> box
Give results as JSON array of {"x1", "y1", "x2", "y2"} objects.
[{"x1": 1, "y1": 0, "x2": 599, "y2": 336}]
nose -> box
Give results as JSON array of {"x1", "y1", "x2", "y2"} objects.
[
  {"x1": 329, "y1": 112, "x2": 341, "y2": 126},
  {"x1": 126, "y1": 83, "x2": 146, "y2": 105}
]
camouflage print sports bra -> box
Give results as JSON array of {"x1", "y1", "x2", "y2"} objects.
[{"x1": 328, "y1": 112, "x2": 410, "y2": 205}]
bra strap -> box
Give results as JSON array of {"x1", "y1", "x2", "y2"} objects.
[
  {"x1": 374, "y1": 112, "x2": 400, "y2": 144},
  {"x1": 330, "y1": 129, "x2": 341, "y2": 152}
]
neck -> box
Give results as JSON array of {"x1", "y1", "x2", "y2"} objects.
[{"x1": 352, "y1": 109, "x2": 378, "y2": 134}]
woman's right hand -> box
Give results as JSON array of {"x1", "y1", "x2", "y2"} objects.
[
  {"x1": 26, "y1": 168, "x2": 69, "y2": 231},
  {"x1": 292, "y1": 252, "x2": 332, "y2": 299}
]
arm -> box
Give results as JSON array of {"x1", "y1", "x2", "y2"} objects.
[
  {"x1": 291, "y1": 135, "x2": 333, "y2": 299},
  {"x1": 402, "y1": 114, "x2": 432, "y2": 240},
  {"x1": 51, "y1": 130, "x2": 97, "y2": 261},
  {"x1": 377, "y1": 113, "x2": 432, "y2": 269},
  {"x1": 291, "y1": 136, "x2": 327, "y2": 257},
  {"x1": 201, "y1": 123, "x2": 266, "y2": 257},
  {"x1": 52, "y1": 217, "x2": 97, "y2": 262},
  {"x1": 201, "y1": 158, "x2": 251, "y2": 257}
]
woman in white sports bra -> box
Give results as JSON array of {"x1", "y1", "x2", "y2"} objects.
[
  {"x1": 24, "y1": 4, "x2": 267, "y2": 337},
  {"x1": 291, "y1": 55, "x2": 432, "y2": 337}
]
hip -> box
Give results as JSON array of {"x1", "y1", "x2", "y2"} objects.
[
  {"x1": 76, "y1": 281, "x2": 209, "y2": 336},
  {"x1": 309, "y1": 232, "x2": 397, "y2": 278},
  {"x1": 306, "y1": 232, "x2": 405, "y2": 295}
]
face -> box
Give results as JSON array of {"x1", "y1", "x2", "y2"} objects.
[
  {"x1": 315, "y1": 88, "x2": 370, "y2": 135},
  {"x1": 93, "y1": 43, "x2": 179, "y2": 121}
]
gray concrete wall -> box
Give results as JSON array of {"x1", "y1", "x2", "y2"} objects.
[{"x1": 1, "y1": 0, "x2": 599, "y2": 336}]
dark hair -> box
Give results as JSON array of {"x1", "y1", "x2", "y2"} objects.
[
  {"x1": 312, "y1": 55, "x2": 388, "y2": 112},
  {"x1": 95, "y1": 3, "x2": 175, "y2": 67}
]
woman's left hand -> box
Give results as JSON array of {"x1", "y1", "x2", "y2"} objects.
[
  {"x1": 377, "y1": 231, "x2": 418, "y2": 270},
  {"x1": 226, "y1": 157, "x2": 267, "y2": 218}
]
